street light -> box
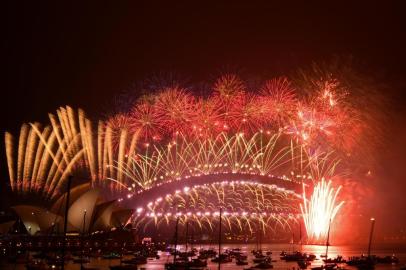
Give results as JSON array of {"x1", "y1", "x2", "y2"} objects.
[{"x1": 81, "y1": 209, "x2": 87, "y2": 270}]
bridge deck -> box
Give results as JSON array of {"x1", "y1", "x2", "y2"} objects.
[{"x1": 129, "y1": 172, "x2": 303, "y2": 208}]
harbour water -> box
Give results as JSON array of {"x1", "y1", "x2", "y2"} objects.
[{"x1": 2, "y1": 243, "x2": 405, "y2": 270}]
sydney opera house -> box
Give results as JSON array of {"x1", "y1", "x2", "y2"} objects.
[{"x1": 0, "y1": 183, "x2": 133, "y2": 236}]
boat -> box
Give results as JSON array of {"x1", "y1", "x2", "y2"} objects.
[
  {"x1": 246, "y1": 257, "x2": 273, "y2": 269},
  {"x1": 230, "y1": 248, "x2": 242, "y2": 254},
  {"x1": 236, "y1": 254, "x2": 248, "y2": 260},
  {"x1": 103, "y1": 253, "x2": 122, "y2": 259},
  {"x1": 253, "y1": 256, "x2": 267, "y2": 263},
  {"x1": 211, "y1": 254, "x2": 232, "y2": 263},
  {"x1": 346, "y1": 257, "x2": 375, "y2": 270},
  {"x1": 323, "y1": 256, "x2": 346, "y2": 263},
  {"x1": 197, "y1": 253, "x2": 209, "y2": 260},
  {"x1": 254, "y1": 253, "x2": 266, "y2": 259},
  {"x1": 178, "y1": 250, "x2": 196, "y2": 259},
  {"x1": 198, "y1": 248, "x2": 217, "y2": 258},
  {"x1": 307, "y1": 254, "x2": 317, "y2": 261},
  {"x1": 164, "y1": 261, "x2": 188, "y2": 270},
  {"x1": 188, "y1": 258, "x2": 208, "y2": 267},
  {"x1": 288, "y1": 252, "x2": 316, "y2": 262},
  {"x1": 281, "y1": 251, "x2": 307, "y2": 261},
  {"x1": 252, "y1": 249, "x2": 265, "y2": 257},
  {"x1": 298, "y1": 259, "x2": 311, "y2": 269},
  {"x1": 236, "y1": 259, "x2": 249, "y2": 265},
  {"x1": 375, "y1": 255, "x2": 399, "y2": 264}
]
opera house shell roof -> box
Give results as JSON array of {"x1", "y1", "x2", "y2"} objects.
[{"x1": 1, "y1": 183, "x2": 133, "y2": 236}]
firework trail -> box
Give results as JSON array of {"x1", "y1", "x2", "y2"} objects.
[
  {"x1": 300, "y1": 178, "x2": 344, "y2": 242},
  {"x1": 5, "y1": 107, "x2": 87, "y2": 198},
  {"x1": 110, "y1": 132, "x2": 304, "y2": 193}
]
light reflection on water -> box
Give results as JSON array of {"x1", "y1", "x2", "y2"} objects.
[{"x1": 2, "y1": 243, "x2": 405, "y2": 270}]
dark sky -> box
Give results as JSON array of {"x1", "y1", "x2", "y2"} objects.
[
  {"x1": 1, "y1": 2, "x2": 406, "y2": 234},
  {"x1": 1, "y1": 1, "x2": 405, "y2": 128}
]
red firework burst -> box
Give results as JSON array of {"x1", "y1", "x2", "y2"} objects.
[
  {"x1": 227, "y1": 94, "x2": 269, "y2": 133},
  {"x1": 154, "y1": 86, "x2": 197, "y2": 136},
  {"x1": 302, "y1": 79, "x2": 364, "y2": 152},
  {"x1": 213, "y1": 74, "x2": 246, "y2": 96},
  {"x1": 129, "y1": 101, "x2": 165, "y2": 141},
  {"x1": 260, "y1": 77, "x2": 298, "y2": 127},
  {"x1": 211, "y1": 74, "x2": 248, "y2": 132},
  {"x1": 328, "y1": 107, "x2": 363, "y2": 153},
  {"x1": 191, "y1": 98, "x2": 225, "y2": 137},
  {"x1": 212, "y1": 74, "x2": 246, "y2": 109}
]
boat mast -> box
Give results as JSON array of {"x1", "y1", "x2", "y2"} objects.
[
  {"x1": 185, "y1": 221, "x2": 189, "y2": 254},
  {"x1": 173, "y1": 216, "x2": 179, "y2": 264},
  {"x1": 259, "y1": 227, "x2": 262, "y2": 251},
  {"x1": 325, "y1": 219, "x2": 331, "y2": 259},
  {"x1": 367, "y1": 218, "x2": 375, "y2": 258},
  {"x1": 61, "y1": 175, "x2": 72, "y2": 270},
  {"x1": 81, "y1": 209, "x2": 87, "y2": 270},
  {"x1": 191, "y1": 227, "x2": 194, "y2": 252},
  {"x1": 218, "y1": 207, "x2": 222, "y2": 270},
  {"x1": 256, "y1": 219, "x2": 260, "y2": 251},
  {"x1": 299, "y1": 221, "x2": 302, "y2": 252}
]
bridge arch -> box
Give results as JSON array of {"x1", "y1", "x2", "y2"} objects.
[
  {"x1": 130, "y1": 172, "x2": 303, "y2": 208},
  {"x1": 128, "y1": 172, "x2": 304, "y2": 233}
]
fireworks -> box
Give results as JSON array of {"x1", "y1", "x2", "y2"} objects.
[
  {"x1": 109, "y1": 132, "x2": 303, "y2": 192},
  {"x1": 260, "y1": 77, "x2": 298, "y2": 125},
  {"x1": 154, "y1": 87, "x2": 197, "y2": 135},
  {"x1": 300, "y1": 178, "x2": 344, "y2": 242},
  {"x1": 89, "y1": 74, "x2": 373, "y2": 168},
  {"x1": 3, "y1": 72, "x2": 378, "y2": 241},
  {"x1": 192, "y1": 98, "x2": 225, "y2": 137},
  {"x1": 129, "y1": 101, "x2": 164, "y2": 141},
  {"x1": 4, "y1": 107, "x2": 89, "y2": 198},
  {"x1": 133, "y1": 181, "x2": 301, "y2": 234}
]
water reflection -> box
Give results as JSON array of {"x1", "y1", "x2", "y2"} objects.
[{"x1": 2, "y1": 243, "x2": 405, "y2": 270}]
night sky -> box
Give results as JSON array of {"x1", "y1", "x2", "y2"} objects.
[{"x1": 1, "y1": 2, "x2": 406, "y2": 235}]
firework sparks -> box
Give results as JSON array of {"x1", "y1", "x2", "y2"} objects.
[
  {"x1": 129, "y1": 101, "x2": 165, "y2": 141},
  {"x1": 109, "y1": 132, "x2": 303, "y2": 193},
  {"x1": 300, "y1": 178, "x2": 344, "y2": 243},
  {"x1": 154, "y1": 87, "x2": 196, "y2": 135}
]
